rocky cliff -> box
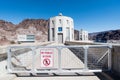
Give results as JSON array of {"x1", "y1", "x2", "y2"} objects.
[
  {"x1": 89, "y1": 29, "x2": 120, "y2": 42},
  {"x1": 16, "y1": 19, "x2": 48, "y2": 42},
  {"x1": 0, "y1": 19, "x2": 48, "y2": 45}
]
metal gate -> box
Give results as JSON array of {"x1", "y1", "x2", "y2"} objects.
[{"x1": 7, "y1": 45, "x2": 112, "y2": 75}]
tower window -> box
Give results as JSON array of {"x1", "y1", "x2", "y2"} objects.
[
  {"x1": 71, "y1": 21, "x2": 73, "y2": 25},
  {"x1": 52, "y1": 20, "x2": 54, "y2": 25},
  {"x1": 67, "y1": 20, "x2": 69, "y2": 24},
  {"x1": 59, "y1": 19, "x2": 61, "y2": 24}
]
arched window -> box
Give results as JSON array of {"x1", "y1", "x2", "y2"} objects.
[
  {"x1": 67, "y1": 20, "x2": 69, "y2": 24},
  {"x1": 52, "y1": 20, "x2": 54, "y2": 25},
  {"x1": 59, "y1": 19, "x2": 61, "y2": 24}
]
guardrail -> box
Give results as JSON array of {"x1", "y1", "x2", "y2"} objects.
[{"x1": 7, "y1": 45, "x2": 112, "y2": 75}]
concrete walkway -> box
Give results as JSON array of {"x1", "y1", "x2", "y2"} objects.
[{"x1": 14, "y1": 76, "x2": 100, "y2": 80}]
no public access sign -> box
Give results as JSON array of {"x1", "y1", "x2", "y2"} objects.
[{"x1": 40, "y1": 49, "x2": 54, "y2": 68}]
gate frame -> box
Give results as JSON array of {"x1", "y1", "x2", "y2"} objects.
[{"x1": 7, "y1": 45, "x2": 112, "y2": 74}]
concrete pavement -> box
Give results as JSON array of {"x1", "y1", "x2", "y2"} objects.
[{"x1": 14, "y1": 76, "x2": 100, "y2": 80}]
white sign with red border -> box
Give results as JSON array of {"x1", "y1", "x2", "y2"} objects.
[{"x1": 40, "y1": 48, "x2": 54, "y2": 68}]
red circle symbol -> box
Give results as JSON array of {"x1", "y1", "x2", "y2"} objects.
[{"x1": 43, "y1": 58, "x2": 50, "y2": 66}]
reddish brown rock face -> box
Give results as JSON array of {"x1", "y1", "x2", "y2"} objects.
[{"x1": 0, "y1": 19, "x2": 48, "y2": 45}]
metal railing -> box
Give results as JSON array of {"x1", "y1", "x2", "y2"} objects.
[{"x1": 7, "y1": 45, "x2": 112, "y2": 75}]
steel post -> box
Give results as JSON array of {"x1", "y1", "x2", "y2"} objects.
[
  {"x1": 108, "y1": 48, "x2": 112, "y2": 70},
  {"x1": 7, "y1": 47, "x2": 12, "y2": 73},
  {"x1": 31, "y1": 47, "x2": 36, "y2": 75},
  {"x1": 84, "y1": 46, "x2": 88, "y2": 70},
  {"x1": 58, "y1": 47, "x2": 62, "y2": 72}
]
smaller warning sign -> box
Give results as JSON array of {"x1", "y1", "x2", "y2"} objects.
[
  {"x1": 43, "y1": 58, "x2": 50, "y2": 66},
  {"x1": 40, "y1": 49, "x2": 53, "y2": 67}
]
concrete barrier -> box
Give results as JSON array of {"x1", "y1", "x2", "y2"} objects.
[
  {"x1": 112, "y1": 45, "x2": 120, "y2": 77},
  {"x1": 65, "y1": 41, "x2": 94, "y2": 45}
]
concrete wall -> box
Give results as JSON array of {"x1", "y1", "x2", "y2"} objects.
[
  {"x1": 65, "y1": 41, "x2": 94, "y2": 45},
  {"x1": 112, "y1": 46, "x2": 120, "y2": 77}
]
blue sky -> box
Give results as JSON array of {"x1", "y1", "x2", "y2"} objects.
[{"x1": 0, "y1": 0, "x2": 120, "y2": 33}]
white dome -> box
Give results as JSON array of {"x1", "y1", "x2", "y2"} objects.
[{"x1": 59, "y1": 13, "x2": 63, "y2": 16}]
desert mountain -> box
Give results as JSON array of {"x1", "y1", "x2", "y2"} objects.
[
  {"x1": 15, "y1": 19, "x2": 48, "y2": 42},
  {"x1": 89, "y1": 29, "x2": 120, "y2": 42},
  {"x1": 0, "y1": 19, "x2": 48, "y2": 45},
  {"x1": 0, "y1": 20, "x2": 15, "y2": 31}
]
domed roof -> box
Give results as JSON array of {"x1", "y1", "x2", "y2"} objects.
[{"x1": 58, "y1": 13, "x2": 63, "y2": 16}]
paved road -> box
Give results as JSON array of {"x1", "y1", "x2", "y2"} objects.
[
  {"x1": 14, "y1": 76, "x2": 100, "y2": 80},
  {"x1": 0, "y1": 42, "x2": 100, "y2": 80}
]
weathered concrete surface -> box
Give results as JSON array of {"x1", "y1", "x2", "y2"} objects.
[
  {"x1": 112, "y1": 45, "x2": 120, "y2": 77},
  {"x1": 13, "y1": 76, "x2": 100, "y2": 80},
  {"x1": 65, "y1": 41, "x2": 94, "y2": 45},
  {"x1": 0, "y1": 61, "x2": 16, "y2": 80},
  {"x1": 0, "y1": 74, "x2": 16, "y2": 80}
]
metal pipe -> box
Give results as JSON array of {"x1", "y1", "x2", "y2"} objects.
[
  {"x1": 58, "y1": 47, "x2": 62, "y2": 72},
  {"x1": 108, "y1": 48, "x2": 112, "y2": 70},
  {"x1": 84, "y1": 46, "x2": 88, "y2": 70}
]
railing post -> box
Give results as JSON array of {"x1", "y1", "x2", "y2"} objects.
[
  {"x1": 108, "y1": 46, "x2": 112, "y2": 70},
  {"x1": 32, "y1": 47, "x2": 36, "y2": 75},
  {"x1": 84, "y1": 46, "x2": 88, "y2": 70},
  {"x1": 7, "y1": 47, "x2": 12, "y2": 73},
  {"x1": 58, "y1": 47, "x2": 62, "y2": 72}
]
